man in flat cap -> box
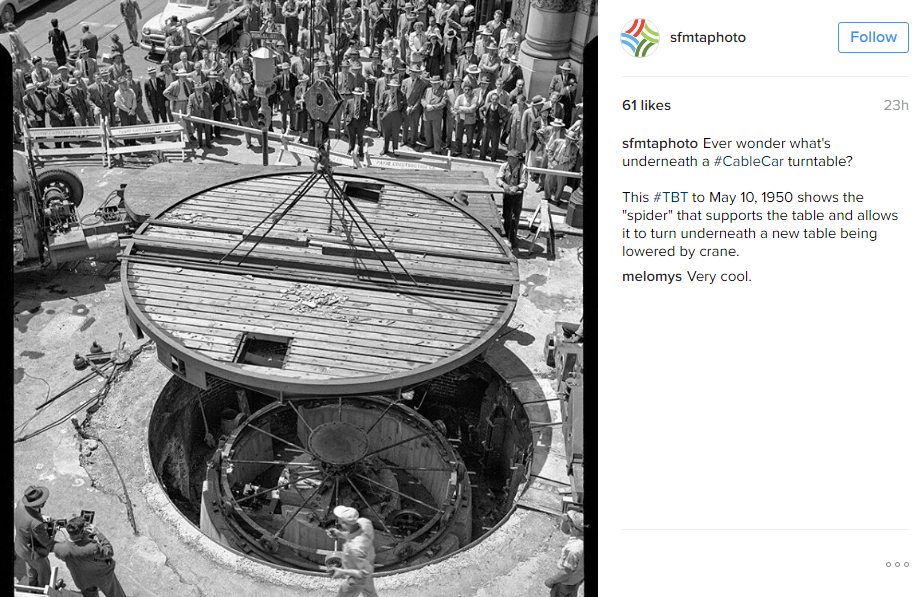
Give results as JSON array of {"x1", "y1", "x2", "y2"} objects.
[
  {"x1": 327, "y1": 505, "x2": 379, "y2": 597},
  {"x1": 54, "y1": 516, "x2": 127, "y2": 597},
  {"x1": 544, "y1": 510, "x2": 585, "y2": 596},
  {"x1": 14, "y1": 485, "x2": 54, "y2": 586}
]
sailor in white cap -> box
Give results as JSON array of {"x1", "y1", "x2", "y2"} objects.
[
  {"x1": 327, "y1": 505, "x2": 379, "y2": 596},
  {"x1": 544, "y1": 510, "x2": 585, "y2": 596}
]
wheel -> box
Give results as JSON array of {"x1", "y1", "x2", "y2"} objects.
[
  {"x1": 387, "y1": 509, "x2": 425, "y2": 535},
  {"x1": 36, "y1": 168, "x2": 84, "y2": 208},
  {"x1": 1, "y1": 4, "x2": 16, "y2": 26}
]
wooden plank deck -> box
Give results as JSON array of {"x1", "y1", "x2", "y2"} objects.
[
  {"x1": 122, "y1": 169, "x2": 518, "y2": 396},
  {"x1": 123, "y1": 164, "x2": 502, "y2": 232}
]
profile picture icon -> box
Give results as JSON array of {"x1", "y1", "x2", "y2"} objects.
[{"x1": 622, "y1": 18, "x2": 659, "y2": 57}]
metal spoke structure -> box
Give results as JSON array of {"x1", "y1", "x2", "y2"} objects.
[{"x1": 208, "y1": 395, "x2": 470, "y2": 571}]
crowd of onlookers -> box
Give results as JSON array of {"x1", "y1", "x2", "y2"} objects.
[{"x1": 8, "y1": 0, "x2": 583, "y2": 198}]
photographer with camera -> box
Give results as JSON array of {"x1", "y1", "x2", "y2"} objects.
[
  {"x1": 53, "y1": 516, "x2": 127, "y2": 597},
  {"x1": 14, "y1": 485, "x2": 55, "y2": 587}
]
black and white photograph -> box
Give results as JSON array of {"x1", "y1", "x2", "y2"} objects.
[{"x1": 7, "y1": 0, "x2": 596, "y2": 594}]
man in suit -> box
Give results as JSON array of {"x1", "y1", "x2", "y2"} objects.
[
  {"x1": 373, "y1": 65, "x2": 394, "y2": 133},
  {"x1": 421, "y1": 74, "x2": 447, "y2": 154},
  {"x1": 274, "y1": 62, "x2": 298, "y2": 132},
  {"x1": 379, "y1": 76, "x2": 405, "y2": 155},
  {"x1": 443, "y1": 73, "x2": 460, "y2": 154},
  {"x1": 144, "y1": 66, "x2": 168, "y2": 123},
  {"x1": 45, "y1": 82, "x2": 73, "y2": 147},
  {"x1": 187, "y1": 81, "x2": 214, "y2": 149},
  {"x1": 120, "y1": 0, "x2": 143, "y2": 45},
  {"x1": 64, "y1": 76, "x2": 94, "y2": 126},
  {"x1": 74, "y1": 47, "x2": 98, "y2": 84},
  {"x1": 14, "y1": 485, "x2": 55, "y2": 587},
  {"x1": 80, "y1": 23, "x2": 99, "y2": 59},
  {"x1": 207, "y1": 70, "x2": 227, "y2": 139},
  {"x1": 480, "y1": 91, "x2": 508, "y2": 161},
  {"x1": 400, "y1": 64, "x2": 428, "y2": 147},
  {"x1": 344, "y1": 87, "x2": 371, "y2": 159},
  {"x1": 22, "y1": 83, "x2": 47, "y2": 130},
  {"x1": 549, "y1": 61, "x2": 572, "y2": 97}
]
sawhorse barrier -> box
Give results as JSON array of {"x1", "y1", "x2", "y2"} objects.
[
  {"x1": 106, "y1": 122, "x2": 187, "y2": 163},
  {"x1": 23, "y1": 119, "x2": 109, "y2": 167}
]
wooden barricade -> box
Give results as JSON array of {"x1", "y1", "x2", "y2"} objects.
[
  {"x1": 24, "y1": 118, "x2": 109, "y2": 167},
  {"x1": 106, "y1": 121, "x2": 187, "y2": 163},
  {"x1": 173, "y1": 113, "x2": 443, "y2": 171}
]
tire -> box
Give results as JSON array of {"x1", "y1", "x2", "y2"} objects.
[
  {"x1": 1, "y1": 5, "x2": 15, "y2": 26},
  {"x1": 36, "y1": 168, "x2": 85, "y2": 208}
]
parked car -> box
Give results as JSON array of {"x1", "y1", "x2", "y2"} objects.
[
  {"x1": 139, "y1": 0, "x2": 245, "y2": 55},
  {"x1": 1, "y1": 0, "x2": 43, "y2": 26}
]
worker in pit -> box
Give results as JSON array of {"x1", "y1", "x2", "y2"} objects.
[
  {"x1": 326, "y1": 505, "x2": 379, "y2": 597},
  {"x1": 544, "y1": 510, "x2": 585, "y2": 597}
]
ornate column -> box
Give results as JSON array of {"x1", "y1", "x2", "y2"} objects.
[
  {"x1": 568, "y1": 0, "x2": 597, "y2": 99},
  {"x1": 518, "y1": 0, "x2": 578, "y2": 97}
]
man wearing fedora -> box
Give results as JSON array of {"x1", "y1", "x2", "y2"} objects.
[
  {"x1": 544, "y1": 128, "x2": 581, "y2": 204},
  {"x1": 344, "y1": 87, "x2": 370, "y2": 159},
  {"x1": 275, "y1": 62, "x2": 298, "y2": 132},
  {"x1": 479, "y1": 39, "x2": 501, "y2": 89},
  {"x1": 421, "y1": 74, "x2": 447, "y2": 154},
  {"x1": 54, "y1": 516, "x2": 127, "y2": 597},
  {"x1": 145, "y1": 66, "x2": 168, "y2": 124},
  {"x1": 45, "y1": 81, "x2": 72, "y2": 146},
  {"x1": 521, "y1": 94, "x2": 545, "y2": 182},
  {"x1": 326, "y1": 505, "x2": 379, "y2": 597},
  {"x1": 443, "y1": 73, "x2": 460, "y2": 153},
  {"x1": 379, "y1": 75, "x2": 405, "y2": 155},
  {"x1": 187, "y1": 80, "x2": 214, "y2": 149},
  {"x1": 496, "y1": 149, "x2": 527, "y2": 252},
  {"x1": 88, "y1": 69, "x2": 118, "y2": 125},
  {"x1": 544, "y1": 510, "x2": 585, "y2": 597},
  {"x1": 65, "y1": 75, "x2": 94, "y2": 127},
  {"x1": 206, "y1": 69, "x2": 227, "y2": 139},
  {"x1": 14, "y1": 485, "x2": 55, "y2": 587},
  {"x1": 401, "y1": 64, "x2": 428, "y2": 148},
  {"x1": 373, "y1": 65, "x2": 395, "y2": 133},
  {"x1": 549, "y1": 61, "x2": 573, "y2": 97}
]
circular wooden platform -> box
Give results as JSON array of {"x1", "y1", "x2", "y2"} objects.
[{"x1": 121, "y1": 170, "x2": 518, "y2": 396}]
